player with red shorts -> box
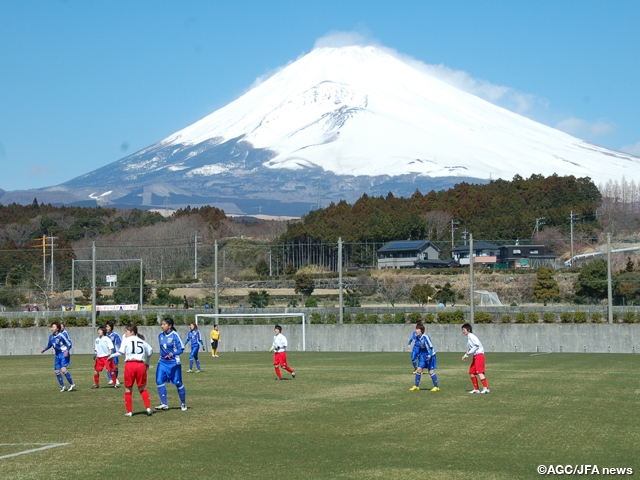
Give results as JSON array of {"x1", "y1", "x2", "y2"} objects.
[
  {"x1": 270, "y1": 325, "x2": 295, "y2": 380},
  {"x1": 109, "y1": 324, "x2": 154, "y2": 417},
  {"x1": 93, "y1": 327, "x2": 115, "y2": 388},
  {"x1": 462, "y1": 323, "x2": 489, "y2": 394}
]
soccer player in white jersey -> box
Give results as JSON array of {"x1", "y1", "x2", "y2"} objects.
[
  {"x1": 105, "y1": 322, "x2": 122, "y2": 387},
  {"x1": 109, "y1": 324, "x2": 154, "y2": 417},
  {"x1": 93, "y1": 326, "x2": 115, "y2": 389},
  {"x1": 270, "y1": 325, "x2": 295, "y2": 380},
  {"x1": 462, "y1": 323, "x2": 490, "y2": 394}
]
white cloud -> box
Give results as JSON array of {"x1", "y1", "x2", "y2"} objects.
[
  {"x1": 313, "y1": 30, "x2": 379, "y2": 49},
  {"x1": 620, "y1": 141, "x2": 640, "y2": 156},
  {"x1": 555, "y1": 117, "x2": 617, "y2": 138},
  {"x1": 29, "y1": 166, "x2": 54, "y2": 178}
]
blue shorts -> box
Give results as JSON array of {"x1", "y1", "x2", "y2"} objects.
[
  {"x1": 411, "y1": 346, "x2": 420, "y2": 361},
  {"x1": 418, "y1": 354, "x2": 437, "y2": 371},
  {"x1": 156, "y1": 362, "x2": 183, "y2": 386},
  {"x1": 54, "y1": 353, "x2": 71, "y2": 370}
]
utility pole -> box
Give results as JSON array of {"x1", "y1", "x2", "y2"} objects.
[
  {"x1": 49, "y1": 235, "x2": 58, "y2": 292},
  {"x1": 214, "y1": 240, "x2": 219, "y2": 314},
  {"x1": 139, "y1": 259, "x2": 144, "y2": 311},
  {"x1": 91, "y1": 242, "x2": 96, "y2": 327},
  {"x1": 339, "y1": 237, "x2": 343, "y2": 324},
  {"x1": 607, "y1": 234, "x2": 613, "y2": 324},
  {"x1": 462, "y1": 229, "x2": 468, "y2": 246},
  {"x1": 194, "y1": 230, "x2": 202, "y2": 280},
  {"x1": 42, "y1": 235, "x2": 46, "y2": 282},
  {"x1": 569, "y1": 211, "x2": 578, "y2": 266},
  {"x1": 532, "y1": 217, "x2": 546, "y2": 238},
  {"x1": 451, "y1": 220, "x2": 459, "y2": 248},
  {"x1": 469, "y1": 234, "x2": 475, "y2": 324},
  {"x1": 269, "y1": 250, "x2": 272, "y2": 276}
]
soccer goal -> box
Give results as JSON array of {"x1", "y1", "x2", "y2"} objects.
[
  {"x1": 474, "y1": 290, "x2": 503, "y2": 306},
  {"x1": 195, "y1": 313, "x2": 308, "y2": 351}
]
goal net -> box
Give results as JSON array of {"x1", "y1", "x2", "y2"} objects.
[
  {"x1": 474, "y1": 290, "x2": 503, "y2": 306},
  {"x1": 195, "y1": 313, "x2": 308, "y2": 351}
]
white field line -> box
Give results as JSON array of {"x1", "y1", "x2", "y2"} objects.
[{"x1": 0, "y1": 443, "x2": 69, "y2": 460}]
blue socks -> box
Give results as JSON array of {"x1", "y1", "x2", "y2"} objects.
[
  {"x1": 414, "y1": 373, "x2": 421, "y2": 387},
  {"x1": 56, "y1": 373, "x2": 64, "y2": 387},
  {"x1": 178, "y1": 385, "x2": 186, "y2": 404},
  {"x1": 195, "y1": 360, "x2": 201, "y2": 370},
  {"x1": 106, "y1": 371, "x2": 113, "y2": 382},
  {"x1": 430, "y1": 373, "x2": 438, "y2": 388},
  {"x1": 158, "y1": 384, "x2": 168, "y2": 405},
  {"x1": 189, "y1": 359, "x2": 194, "y2": 370},
  {"x1": 64, "y1": 371, "x2": 73, "y2": 385}
]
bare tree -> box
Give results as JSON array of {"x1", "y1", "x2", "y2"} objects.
[{"x1": 422, "y1": 211, "x2": 453, "y2": 241}]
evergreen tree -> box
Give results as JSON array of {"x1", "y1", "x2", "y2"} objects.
[
  {"x1": 112, "y1": 265, "x2": 151, "y2": 305},
  {"x1": 531, "y1": 266, "x2": 561, "y2": 306},
  {"x1": 434, "y1": 282, "x2": 458, "y2": 306},
  {"x1": 294, "y1": 271, "x2": 315, "y2": 302},
  {"x1": 255, "y1": 259, "x2": 269, "y2": 276},
  {"x1": 248, "y1": 290, "x2": 270, "y2": 308},
  {"x1": 574, "y1": 259, "x2": 619, "y2": 304},
  {"x1": 410, "y1": 283, "x2": 434, "y2": 306}
]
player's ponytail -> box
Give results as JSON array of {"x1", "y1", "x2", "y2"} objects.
[{"x1": 126, "y1": 323, "x2": 145, "y2": 340}]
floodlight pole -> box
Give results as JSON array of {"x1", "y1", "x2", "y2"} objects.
[
  {"x1": 607, "y1": 234, "x2": 613, "y2": 324},
  {"x1": 91, "y1": 242, "x2": 97, "y2": 327},
  {"x1": 71, "y1": 260, "x2": 75, "y2": 309},
  {"x1": 214, "y1": 240, "x2": 219, "y2": 314},
  {"x1": 139, "y1": 259, "x2": 144, "y2": 311},
  {"x1": 338, "y1": 237, "x2": 343, "y2": 324},
  {"x1": 469, "y1": 234, "x2": 474, "y2": 324}
]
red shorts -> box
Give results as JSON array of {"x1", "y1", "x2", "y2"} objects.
[
  {"x1": 124, "y1": 361, "x2": 148, "y2": 388},
  {"x1": 469, "y1": 353, "x2": 486, "y2": 375},
  {"x1": 273, "y1": 351, "x2": 288, "y2": 367},
  {"x1": 94, "y1": 356, "x2": 114, "y2": 372}
]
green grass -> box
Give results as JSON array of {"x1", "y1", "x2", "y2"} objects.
[{"x1": 1, "y1": 352, "x2": 639, "y2": 479}]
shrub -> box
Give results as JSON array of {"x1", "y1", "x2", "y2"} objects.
[
  {"x1": 285, "y1": 316, "x2": 301, "y2": 325},
  {"x1": 63, "y1": 316, "x2": 77, "y2": 327},
  {"x1": 527, "y1": 312, "x2": 539, "y2": 324},
  {"x1": 101, "y1": 315, "x2": 116, "y2": 326},
  {"x1": 38, "y1": 318, "x2": 48, "y2": 327},
  {"x1": 574, "y1": 311, "x2": 588, "y2": 324},
  {"x1": 438, "y1": 310, "x2": 464, "y2": 324},
  {"x1": 21, "y1": 317, "x2": 35, "y2": 327},
  {"x1": 146, "y1": 314, "x2": 158, "y2": 326},
  {"x1": 199, "y1": 316, "x2": 212, "y2": 326},
  {"x1": 130, "y1": 314, "x2": 144, "y2": 326},
  {"x1": 542, "y1": 312, "x2": 555, "y2": 323},
  {"x1": 10, "y1": 318, "x2": 20, "y2": 328},
  {"x1": 343, "y1": 313, "x2": 352, "y2": 323},
  {"x1": 354, "y1": 312, "x2": 367, "y2": 324},
  {"x1": 227, "y1": 318, "x2": 239, "y2": 325},
  {"x1": 500, "y1": 314, "x2": 512, "y2": 323},
  {"x1": 76, "y1": 317, "x2": 88, "y2": 327},
  {"x1": 622, "y1": 311, "x2": 636, "y2": 324},
  {"x1": 366, "y1": 314, "x2": 379, "y2": 324},
  {"x1": 253, "y1": 317, "x2": 268, "y2": 325},
  {"x1": 590, "y1": 312, "x2": 603, "y2": 323},
  {"x1": 510, "y1": 302, "x2": 518, "y2": 307},
  {"x1": 613, "y1": 312, "x2": 620, "y2": 323},
  {"x1": 310, "y1": 313, "x2": 323, "y2": 324},
  {"x1": 474, "y1": 312, "x2": 493, "y2": 324},
  {"x1": 394, "y1": 312, "x2": 405, "y2": 324},
  {"x1": 382, "y1": 313, "x2": 394, "y2": 324},
  {"x1": 118, "y1": 314, "x2": 131, "y2": 325},
  {"x1": 514, "y1": 312, "x2": 526, "y2": 324},
  {"x1": 560, "y1": 312, "x2": 573, "y2": 323},
  {"x1": 408, "y1": 312, "x2": 423, "y2": 324},
  {"x1": 326, "y1": 313, "x2": 337, "y2": 324},
  {"x1": 0, "y1": 317, "x2": 8, "y2": 328},
  {"x1": 423, "y1": 313, "x2": 435, "y2": 324}
]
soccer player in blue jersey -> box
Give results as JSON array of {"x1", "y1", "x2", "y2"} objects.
[
  {"x1": 41, "y1": 321, "x2": 75, "y2": 392},
  {"x1": 409, "y1": 324, "x2": 439, "y2": 392},
  {"x1": 105, "y1": 322, "x2": 122, "y2": 388},
  {"x1": 185, "y1": 322, "x2": 204, "y2": 373},
  {"x1": 155, "y1": 317, "x2": 188, "y2": 411},
  {"x1": 406, "y1": 322, "x2": 424, "y2": 373}
]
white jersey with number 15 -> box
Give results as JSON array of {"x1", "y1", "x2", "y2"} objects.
[{"x1": 118, "y1": 335, "x2": 153, "y2": 363}]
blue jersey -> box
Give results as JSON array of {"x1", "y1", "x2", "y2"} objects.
[
  {"x1": 186, "y1": 330, "x2": 203, "y2": 351},
  {"x1": 416, "y1": 333, "x2": 435, "y2": 358},
  {"x1": 158, "y1": 330, "x2": 185, "y2": 365},
  {"x1": 59, "y1": 330, "x2": 72, "y2": 351},
  {"x1": 43, "y1": 333, "x2": 71, "y2": 355},
  {"x1": 108, "y1": 332, "x2": 122, "y2": 350},
  {"x1": 408, "y1": 331, "x2": 420, "y2": 350}
]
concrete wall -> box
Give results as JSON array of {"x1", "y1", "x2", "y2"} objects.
[{"x1": 2, "y1": 324, "x2": 639, "y2": 356}]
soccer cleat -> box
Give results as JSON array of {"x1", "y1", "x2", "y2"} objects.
[
  {"x1": 68, "y1": 384, "x2": 75, "y2": 392},
  {"x1": 124, "y1": 412, "x2": 132, "y2": 417},
  {"x1": 91, "y1": 385, "x2": 99, "y2": 389},
  {"x1": 214, "y1": 355, "x2": 219, "y2": 357},
  {"x1": 480, "y1": 388, "x2": 490, "y2": 394},
  {"x1": 195, "y1": 370, "x2": 201, "y2": 373},
  {"x1": 409, "y1": 386, "x2": 420, "y2": 391},
  {"x1": 155, "y1": 404, "x2": 169, "y2": 411},
  {"x1": 291, "y1": 371, "x2": 296, "y2": 379},
  {"x1": 181, "y1": 404, "x2": 187, "y2": 411},
  {"x1": 430, "y1": 387, "x2": 440, "y2": 392},
  {"x1": 275, "y1": 377, "x2": 282, "y2": 381},
  {"x1": 412, "y1": 370, "x2": 417, "y2": 374},
  {"x1": 108, "y1": 380, "x2": 114, "y2": 385},
  {"x1": 469, "y1": 389, "x2": 480, "y2": 394},
  {"x1": 114, "y1": 383, "x2": 120, "y2": 389},
  {"x1": 60, "y1": 386, "x2": 66, "y2": 392},
  {"x1": 146, "y1": 408, "x2": 153, "y2": 416},
  {"x1": 186, "y1": 369, "x2": 192, "y2": 373}
]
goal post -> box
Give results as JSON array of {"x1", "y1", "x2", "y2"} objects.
[{"x1": 195, "y1": 313, "x2": 308, "y2": 351}]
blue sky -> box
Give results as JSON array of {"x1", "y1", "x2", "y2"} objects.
[{"x1": 1, "y1": 1, "x2": 639, "y2": 192}]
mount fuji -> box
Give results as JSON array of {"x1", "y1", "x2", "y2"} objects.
[{"x1": 5, "y1": 46, "x2": 639, "y2": 215}]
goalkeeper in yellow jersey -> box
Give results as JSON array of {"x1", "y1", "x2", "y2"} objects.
[{"x1": 210, "y1": 325, "x2": 220, "y2": 357}]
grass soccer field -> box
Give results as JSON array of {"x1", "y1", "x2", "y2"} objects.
[{"x1": 1, "y1": 351, "x2": 639, "y2": 479}]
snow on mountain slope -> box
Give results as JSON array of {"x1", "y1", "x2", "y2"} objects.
[{"x1": 159, "y1": 46, "x2": 639, "y2": 182}]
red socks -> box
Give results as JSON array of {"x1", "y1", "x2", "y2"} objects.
[
  {"x1": 481, "y1": 378, "x2": 489, "y2": 389},
  {"x1": 471, "y1": 376, "x2": 479, "y2": 390},
  {"x1": 125, "y1": 391, "x2": 132, "y2": 413},
  {"x1": 140, "y1": 389, "x2": 151, "y2": 409},
  {"x1": 283, "y1": 365, "x2": 294, "y2": 374},
  {"x1": 94, "y1": 373, "x2": 99, "y2": 386},
  {"x1": 274, "y1": 367, "x2": 282, "y2": 379}
]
